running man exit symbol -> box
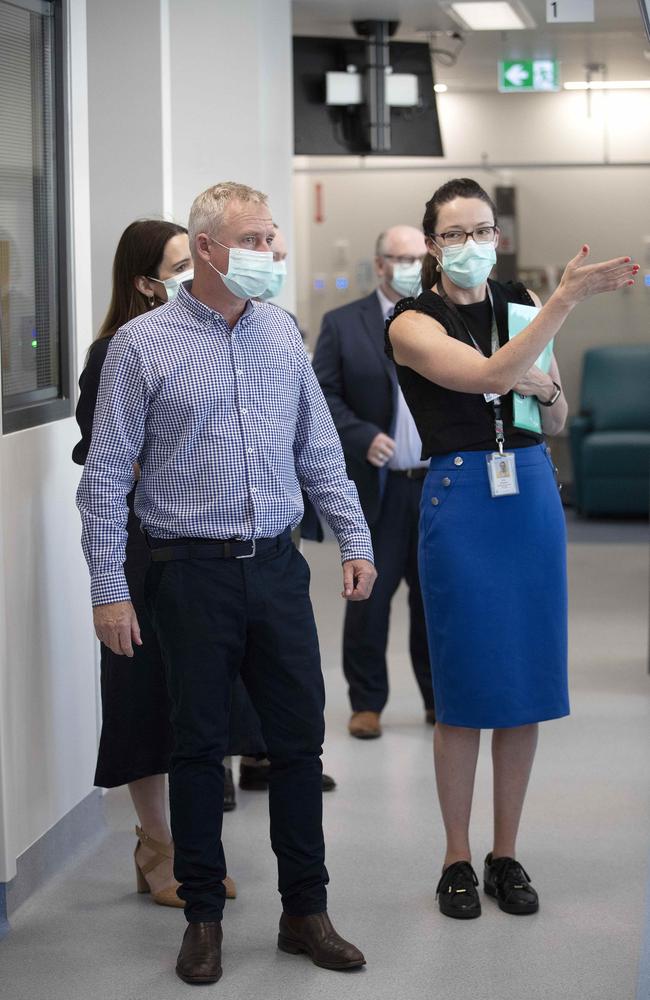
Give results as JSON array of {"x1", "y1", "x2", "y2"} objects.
[{"x1": 498, "y1": 60, "x2": 560, "y2": 93}]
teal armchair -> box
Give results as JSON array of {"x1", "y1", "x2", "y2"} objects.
[{"x1": 569, "y1": 346, "x2": 650, "y2": 516}]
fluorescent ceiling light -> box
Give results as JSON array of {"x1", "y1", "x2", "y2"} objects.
[
  {"x1": 564, "y1": 79, "x2": 650, "y2": 90},
  {"x1": 441, "y1": 1, "x2": 535, "y2": 31},
  {"x1": 434, "y1": 83, "x2": 448, "y2": 92}
]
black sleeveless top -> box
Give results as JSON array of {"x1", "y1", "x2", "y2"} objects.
[{"x1": 385, "y1": 279, "x2": 544, "y2": 458}]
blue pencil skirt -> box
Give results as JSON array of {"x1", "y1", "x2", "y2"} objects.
[{"x1": 418, "y1": 443, "x2": 569, "y2": 729}]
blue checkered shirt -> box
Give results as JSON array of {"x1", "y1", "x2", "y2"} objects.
[{"x1": 77, "y1": 283, "x2": 373, "y2": 606}]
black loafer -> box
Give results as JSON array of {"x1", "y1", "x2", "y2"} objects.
[
  {"x1": 436, "y1": 861, "x2": 481, "y2": 919},
  {"x1": 484, "y1": 853, "x2": 539, "y2": 914},
  {"x1": 239, "y1": 761, "x2": 336, "y2": 792},
  {"x1": 223, "y1": 765, "x2": 236, "y2": 812}
]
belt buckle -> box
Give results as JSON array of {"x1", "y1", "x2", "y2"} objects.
[{"x1": 235, "y1": 539, "x2": 256, "y2": 559}]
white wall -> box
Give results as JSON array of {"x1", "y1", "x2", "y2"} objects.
[
  {"x1": 0, "y1": 0, "x2": 97, "y2": 883},
  {"x1": 169, "y1": 0, "x2": 295, "y2": 311},
  {"x1": 87, "y1": 0, "x2": 295, "y2": 336},
  {"x1": 86, "y1": 0, "x2": 165, "y2": 336},
  {"x1": 294, "y1": 88, "x2": 650, "y2": 413}
]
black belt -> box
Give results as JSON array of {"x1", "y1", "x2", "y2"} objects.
[
  {"x1": 389, "y1": 467, "x2": 428, "y2": 480},
  {"x1": 146, "y1": 528, "x2": 291, "y2": 562}
]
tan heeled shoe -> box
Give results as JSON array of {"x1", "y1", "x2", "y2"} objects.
[
  {"x1": 134, "y1": 826, "x2": 238, "y2": 904},
  {"x1": 135, "y1": 826, "x2": 184, "y2": 907}
]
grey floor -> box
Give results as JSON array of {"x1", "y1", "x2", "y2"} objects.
[{"x1": 1, "y1": 517, "x2": 649, "y2": 1000}]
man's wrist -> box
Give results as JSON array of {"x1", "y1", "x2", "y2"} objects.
[
  {"x1": 340, "y1": 543, "x2": 374, "y2": 565},
  {"x1": 91, "y1": 573, "x2": 131, "y2": 607}
]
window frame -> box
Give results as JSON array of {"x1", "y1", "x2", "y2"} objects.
[{"x1": 1, "y1": 0, "x2": 72, "y2": 434}]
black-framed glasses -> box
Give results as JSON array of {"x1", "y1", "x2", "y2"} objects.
[
  {"x1": 381, "y1": 254, "x2": 425, "y2": 265},
  {"x1": 431, "y1": 226, "x2": 498, "y2": 247}
]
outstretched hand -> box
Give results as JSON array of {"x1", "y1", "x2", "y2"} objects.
[{"x1": 558, "y1": 245, "x2": 638, "y2": 307}]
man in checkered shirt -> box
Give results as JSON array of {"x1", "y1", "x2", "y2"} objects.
[{"x1": 77, "y1": 182, "x2": 376, "y2": 985}]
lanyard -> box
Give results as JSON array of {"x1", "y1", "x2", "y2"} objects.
[{"x1": 435, "y1": 282, "x2": 506, "y2": 454}]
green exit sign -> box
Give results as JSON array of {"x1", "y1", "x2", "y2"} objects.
[{"x1": 498, "y1": 60, "x2": 560, "y2": 92}]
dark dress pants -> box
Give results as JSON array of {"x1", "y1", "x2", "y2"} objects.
[
  {"x1": 343, "y1": 472, "x2": 434, "y2": 714},
  {"x1": 96, "y1": 498, "x2": 267, "y2": 786},
  {"x1": 145, "y1": 533, "x2": 328, "y2": 923}
]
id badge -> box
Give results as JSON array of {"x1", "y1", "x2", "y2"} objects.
[
  {"x1": 486, "y1": 452, "x2": 519, "y2": 498},
  {"x1": 484, "y1": 392, "x2": 500, "y2": 404}
]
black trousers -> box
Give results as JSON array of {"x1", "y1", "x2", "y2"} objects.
[
  {"x1": 145, "y1": 532, "x2": 328, "y2": 923},
  {"x1": 95, "y1": 501, "x2": 265, "y2": 787},
  {"x1": 343, "y1": 472, "x2": 434, "y2": 714}
]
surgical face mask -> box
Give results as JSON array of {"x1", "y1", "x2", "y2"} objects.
[
  {"x1": 440, "y1": 239, "x2": 496, "y2": 290},
  {"x1": 207, "y1": 238, "x2": 274, "y2": 299},
  {"x1": 258, "y1": 259, "x2": 288, "y2": 301},
  {"x1": 149, "y1": 267, "x2": 194, "y2": 302},
  {"x1": 390, "y1": 261, "x2": 422, "y2": 298}
]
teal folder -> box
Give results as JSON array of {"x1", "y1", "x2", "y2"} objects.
[{"x1": 507, "y1": 302, "x2": 554, "y2": 435}]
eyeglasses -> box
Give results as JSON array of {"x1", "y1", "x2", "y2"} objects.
[
  {"x1": 381, "y1": 254, "x2": 425, "y2": 265},
  {"x1": 431, "y1": 226, "x2": 498, "y2": 247}
]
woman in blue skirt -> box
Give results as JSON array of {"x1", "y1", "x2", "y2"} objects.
[{"x1": 386, "y1": 178, "x2": 637, "y2": 919}]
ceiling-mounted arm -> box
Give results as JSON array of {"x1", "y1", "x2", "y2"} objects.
[{"x1": 353, "y1": 19, "x2": 399, "y2": 153}]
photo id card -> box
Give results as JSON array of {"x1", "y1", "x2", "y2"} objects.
[{"x1": 486, "y1": 452, "x2": 519, "y2": 498}]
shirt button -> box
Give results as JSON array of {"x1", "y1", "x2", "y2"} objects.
[
  {"x1": 442, "y1": 477, "x2": 451, "y2": 487},
  {"x1": 454, "y1": 456, "x2": 463, "y2": 467},
  {"x1": 237, "y1": 369, "x2": 244, "y2": 376},
  {"x1": 247, "y1": 447, "x2": 253, "y2": 455},
  {"x1": 241, "y1": 409, "x2": 248, "y2": 416},
  {"x1": 431, "y1": 497, "x2": 439, "y2": 506}
]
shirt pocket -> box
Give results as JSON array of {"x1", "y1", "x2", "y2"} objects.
[{"x1": 253, "y1": 357, "x2": 299, "y2": 422}]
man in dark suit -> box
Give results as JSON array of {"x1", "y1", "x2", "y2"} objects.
[{"x1": 313, "y1": 226, "x2": 435, "y2": 739}]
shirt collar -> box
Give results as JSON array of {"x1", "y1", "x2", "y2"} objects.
[
  {"x1": 176, "y1": 280, "x2": 254, "y2": 325},
  {"x1": 376, "y1": 286, "x2": 397, "y2": 321}
]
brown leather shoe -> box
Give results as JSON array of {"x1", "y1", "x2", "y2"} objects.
[
  {"x1": 176, "y1": 921, "x2": 223, "y2": 985},
  {"x1": 348, "y1": 711, "x2": 381, "y2": 740},
  {"x1": 278, "y1": 912, "x2": 366, "y2": 970}
]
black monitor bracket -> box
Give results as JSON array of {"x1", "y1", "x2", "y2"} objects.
[{"x1": 352, "y1": 20, "x2": 399, "y2": 153}]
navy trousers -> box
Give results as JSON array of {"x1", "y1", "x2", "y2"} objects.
[
  {"x1": 145, "y1": 532, "x2": 328, "y2": 923},
  {"x1": 343, "y1": 472, "x2": 434, "y2": 714}
]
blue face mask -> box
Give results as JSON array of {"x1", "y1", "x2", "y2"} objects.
[
  {"x1": 258, "y1": 259, "x2": 288, "y2": 301},
  {"x1": 208, "y1": 238, "x2": 274, "y2": 299},
  {"x1": 441, "y1": 240, "x2": 496, "y2": 289},
  {"x1": 390, "y1": 261, "x2": 422, "y2": 298},
  {"x1": 149, "y1": 267, "x2": 194, "y2": 302}
]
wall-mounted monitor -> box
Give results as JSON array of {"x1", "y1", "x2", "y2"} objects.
[{"x1": 293, "y1": 36, "x2": 444, "y2": 156}]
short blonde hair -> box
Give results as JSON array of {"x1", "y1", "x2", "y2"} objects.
[{"x1": 188, "y1": 181, "x2": 268, "y2": 248}]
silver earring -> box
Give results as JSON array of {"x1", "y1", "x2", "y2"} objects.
[
  {"x1": 148, "y1": 296, "x2": 155, "y2": 308},
  {"x1": 436, "y1": 261, "x2": 442, "y2": 272}
]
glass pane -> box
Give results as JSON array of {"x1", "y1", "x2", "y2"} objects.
[{"x1": 0, "y1": 0, "x2": 59, "y2": 419}]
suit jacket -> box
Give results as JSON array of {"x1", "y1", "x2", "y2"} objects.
[{"x1": 313, "y1": 292, "x2": 399, "y2": 527}]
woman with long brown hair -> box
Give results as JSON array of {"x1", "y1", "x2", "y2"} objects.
[{"x1": 72, "y1": 220, "x2": 243, "y2": 906}]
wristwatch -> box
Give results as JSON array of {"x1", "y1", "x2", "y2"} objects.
[{"x1": 538, "y1": 381, "x2": 562, "y2": 407}]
